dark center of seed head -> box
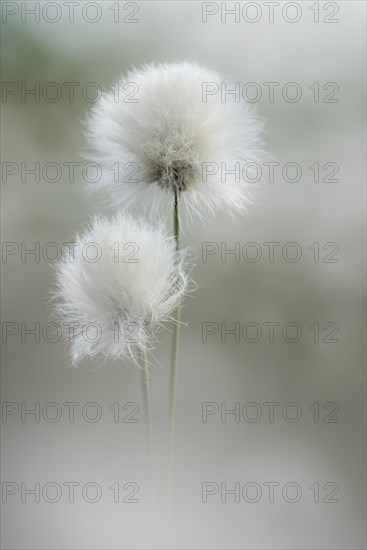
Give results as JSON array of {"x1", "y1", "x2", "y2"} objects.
[{"x1": 155, "y1": 161, "x2": 193, "y2": 194}]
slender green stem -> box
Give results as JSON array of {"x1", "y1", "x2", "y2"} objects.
[
  {"x1": 140, "y1": 348, "x2": 152, "y2": 473},
  {"x1": 168, "y1": 188, "x2": 181, "y2": 506}
]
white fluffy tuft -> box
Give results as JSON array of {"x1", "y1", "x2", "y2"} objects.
[
  {"x1": 84, "y1": 61, "x2": 266, "y2": 218},
  {"x1": 52, "y1": 214, "x2": 188, "y2": 365}
]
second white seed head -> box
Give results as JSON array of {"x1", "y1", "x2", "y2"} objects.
[{"x1": 53, "y1": 213, "x2": 189, "y2": 365}]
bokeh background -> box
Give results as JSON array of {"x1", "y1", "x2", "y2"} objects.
[{"x1": 1, "y1": 1, "x2": 366, "y2": 548}]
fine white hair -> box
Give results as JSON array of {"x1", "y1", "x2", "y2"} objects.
[
  {"x1": 84, "y1": 61, "x2": 266, "y2": 219},
  {"x1": 52, "y1": 213, "x2": 189, "y2": 365}
]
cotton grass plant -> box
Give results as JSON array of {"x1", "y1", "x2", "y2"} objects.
[
  {"x1": 53, "y1": 213, "x2": 189, "y2": 473},
  {"x1": 54, "y1": 61, "x2": 265, "y2": 513}
]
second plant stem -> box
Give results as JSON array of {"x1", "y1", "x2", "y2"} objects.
[
  {"x1": 168, "y1": 188, "x2": 181, "y2": 502},
  {"x1": 141, "y1": 348, "x2": 152, "y2": 472}
]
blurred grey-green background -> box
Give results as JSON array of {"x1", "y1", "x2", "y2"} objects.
[{"x1": 1, "y1": 1, "x2": 366, "y2": 548}]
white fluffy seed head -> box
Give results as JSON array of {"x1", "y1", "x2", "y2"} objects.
[
  {"x1": 52, "y1": 214, "x2": 188, "y2": 365},
  {"x1": 84, "y1": 61, "x2": 266, "y2": 218}
]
